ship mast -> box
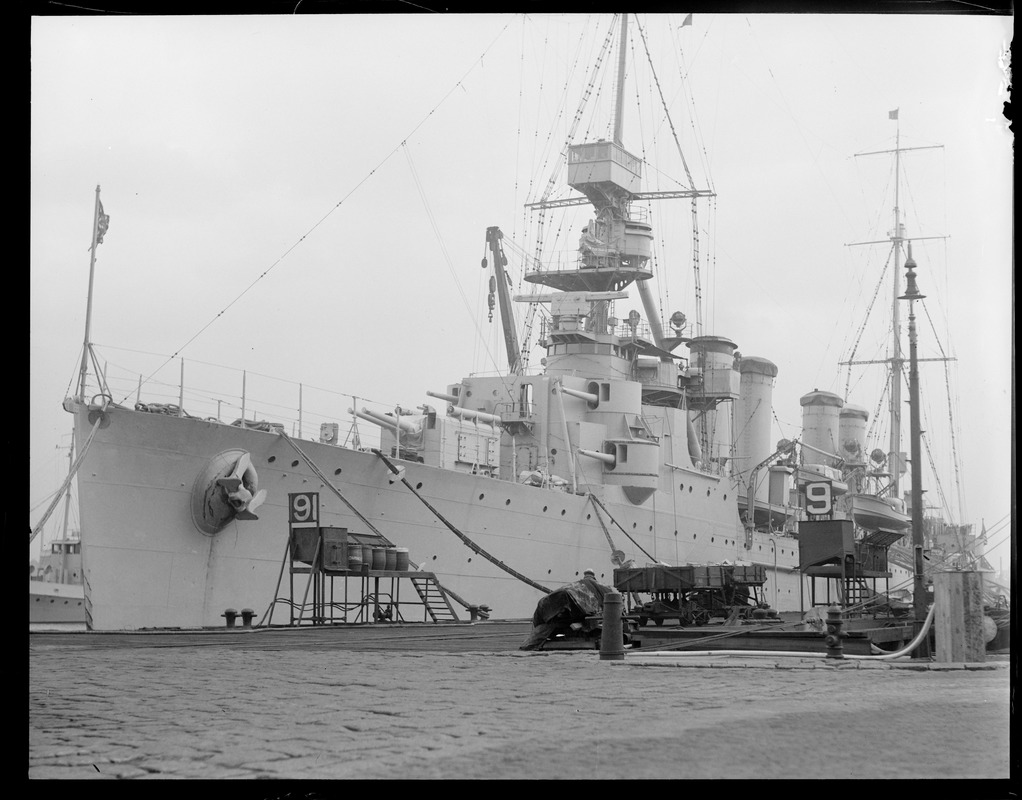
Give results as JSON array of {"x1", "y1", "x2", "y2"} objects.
[
  {"x1": 78, "y1": 185, "x2": 110, "y2": 401},
  {"x1": 843, "y1": 116, "x2": 944, "y2": 500}
]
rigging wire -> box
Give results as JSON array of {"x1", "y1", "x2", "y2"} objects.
[{"x1": 117, "y1": 24, "x2": 512, "y2": 407}]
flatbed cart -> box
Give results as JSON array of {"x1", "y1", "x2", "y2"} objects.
[{"x1": 614, "y1": 563, "x2": 780, "y2": 627}]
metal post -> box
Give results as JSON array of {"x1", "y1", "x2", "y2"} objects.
[
  {"x1": 600, "y1": 589, "x2": 625, "y2": 660},
  {"x1": 179, "y1": 358, "x2": 185, "y2": 416},
  {"x1": 900, "y1": 245, "x2": 930, "y2": 659}
]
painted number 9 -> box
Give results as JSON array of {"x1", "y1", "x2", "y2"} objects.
[
  {"x1": 289, "y1": 492, "x2": 319, "y2": 523},
  {"x1": 805, "y1": 482, "x2": 832, "y2": 516}
]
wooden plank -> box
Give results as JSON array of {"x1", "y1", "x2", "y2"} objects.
[{"x1": 934, "y1": 570, "x2": 986, "y2": 662}]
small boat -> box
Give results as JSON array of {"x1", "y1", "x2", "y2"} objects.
[{"x1": 30, "y1": 533, "x2": 86, "y2": 625}]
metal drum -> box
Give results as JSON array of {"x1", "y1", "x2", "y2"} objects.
[{"x1": 394, "y1": 547, "x2": 410, "y2": 571}]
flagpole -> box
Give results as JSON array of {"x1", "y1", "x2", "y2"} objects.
[{"x1": 78, "y1": 185, "x2": 102, "y2": 402}]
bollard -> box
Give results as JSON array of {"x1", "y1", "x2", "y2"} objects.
[
  {"x1": 240, "y1": 608, "x2": 256, "y2": 628},
  {"x1": 222, "y1": 608, "x2": 238, "y2": 629},
  {"x1": 824, "y1": 605, "x2": 845, "y2": 659},
  {"x1": 600, "y1": 589, "x2": 625, "y2": 661}
]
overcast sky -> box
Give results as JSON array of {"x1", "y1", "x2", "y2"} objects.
[{"x1": 30, "y1": 12, "x2": 1013, "y2": 573}]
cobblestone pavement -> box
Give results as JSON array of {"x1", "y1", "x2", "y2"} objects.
[{"x1": 29, "y1": 637, "x2": 1012, "y2": 782}]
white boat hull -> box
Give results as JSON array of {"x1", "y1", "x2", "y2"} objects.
[
  {"x1": 30, "y1": 581, "x2": 86, "y2": 624},
  {"x1": 73, "y1": 403, "x2": 809, "y2": 630}
]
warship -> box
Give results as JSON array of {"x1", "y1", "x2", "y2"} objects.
[{"x1": 56, "y1": 15, "x2": 932, "y2": 631}]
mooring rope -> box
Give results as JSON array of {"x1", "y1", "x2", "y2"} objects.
[
  {"x1": 277, "y1": 430, "x2": 390, "y2": 541},
  {"x1": 372, "y1": 449, "x2": 552, "y2": 595},
  {"x1": 276, "y1": 431, "x2": 478, "y2": 613},
  {"x1": 587, "y1": 493, "x2": 657, "y2": 562}
]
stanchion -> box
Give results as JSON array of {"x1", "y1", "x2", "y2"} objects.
[{"x1": 600, "y1": 589, "x2": 625, "y2": 661}]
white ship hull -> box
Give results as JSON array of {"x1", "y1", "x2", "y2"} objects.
[
  {"x1": 30, "y1": 581, "x2": 86, "y2": 624},
  {"x1": 72, "y1": 402, "x2": 807, "y2": 630}
]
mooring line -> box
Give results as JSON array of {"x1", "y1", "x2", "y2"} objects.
[{"x1": 372, "y1": 449, "x2": 552, "y2": 595}]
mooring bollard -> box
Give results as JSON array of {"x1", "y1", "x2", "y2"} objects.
[
  {"x1": 222, "y1": 608, "x2": 238, "y2": 629},
  {"x1": 600, "y1": 589, "x2": 625, "y2": 661},
  {"x1": 824, "y1": 605, "x2": 845, "y2": 659},
  {"x1": 241, "y1": 608, "x2": 256, "y2": 628}
]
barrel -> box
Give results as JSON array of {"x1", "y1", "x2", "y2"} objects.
[
  {"x1": 361, "y1": 544, "x2": 373, "y2": 567},
  {"x1": 372, "y1": 547, "x2": 387, "y2": 570},
  {"x1": 394, "y1": 547, "x2": 410, "y2": 571},
  {"x1": 385, "y1": 547, "x2": 398, "y2": 571},
  {"x1": 347, "y1": 545, "x2": 363, "y2": 572}
]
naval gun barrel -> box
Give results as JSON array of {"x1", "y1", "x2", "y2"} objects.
[
  {"x1": 577, "y1": 448, "x2": 616, "y2": 466},
  {"x1": 426, "y1": 390, "x2": 461, "y2": 403},
  {"x1": 448, "y1": 405, "x2": 502, "y2": 426},
  {"x1": 349, "y1": 407, "x2": 420, "y2": 432},
  {"x1": 560, "y1": 386, "x2": 599, "y2": 405}
]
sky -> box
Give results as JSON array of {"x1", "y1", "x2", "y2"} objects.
[{"x1": 29, "y1": 11, "x2": 1013, "y2": 577}]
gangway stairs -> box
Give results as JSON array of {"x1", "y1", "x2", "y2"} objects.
[{"x1": 410, "y1": 573, "x2": 460, "y2": 622}]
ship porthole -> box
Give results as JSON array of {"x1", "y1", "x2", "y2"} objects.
[
  {"x1": 711, "y1": 537, "x2": 715, "y2": 543},
  {"x1": 706, "y1": 489, "x2": 711, "y2": 497},
  {"x1": 506, "y1": 499, "x2": 511, "y2": 506},
  {"x1": 632, "y1": 522, "x2": 637, "y2": 529},
  {"x1": 416, "y1": 482, "x2": 423, "y2": 490},
  {"x1": 543, "y1": 506, "x2": 548, "y2": 512},
  {"x1": 291, "y1": 460, "x2": 299, "y2": 468},
  {"x1": 674, "y1": 530, "x2": 678, "y2": 536},
  {"x1": 679, "y1": 483, "x2": 684, "y2": 491},
  {"x1": 268, "y1": 456, "x2": 276, "y2": 463},
  {"x1": 586, "y1": 514, "x2": 591, "y2": 520},
  {"x1": 561, "y1": 509, "x2": 566, "y2": 516},
  {"x1": 334, "y1": 468, "x2": 342, "y2": 475},
  {"x1": 649, "y1": 525, "x2": 653, "y2": 531},
  {"x1": 723, "y1": 494, "x2": 727, "y2": 500},
  {"x1": 479, "y1": 493, "x2": 485, "y2": 500},
  {"x1": 692, "y1": 533, "x2": 697, "y2": 540},
  {"x1": 688, "y1": 486, "x2": 693, "y2": 493}
]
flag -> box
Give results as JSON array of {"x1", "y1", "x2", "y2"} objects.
[
  {"x1": 889, "y1": 108, "x2": 899, "y2": 120},
  {"x1": 681, "y1": 13, "x2": 693, "y2": 27},
  {"x1": 96, "y1": 199, "x2": 110, "y2": 245}
]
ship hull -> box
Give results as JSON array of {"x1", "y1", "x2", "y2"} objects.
[
  {"x1": 30, "y1": 581, "x2": 86, "y2": 624},
  {"x1": 72, "y1": 402, "x2": 817, "y2": 630}
]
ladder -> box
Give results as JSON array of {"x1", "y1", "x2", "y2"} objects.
[
  {"x1": 843, "y1": 576, "x2": 879, "y2": 612},
  {"x1": 409, "y1": 573, "x2": 460, "y2": 622}
]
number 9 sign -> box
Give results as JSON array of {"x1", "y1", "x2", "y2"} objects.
[
  {"x1": 289, "y1": 492, "x2": 319, "y2": 524},
  {"x1": 805, "y1": 482, "x2": 832, "y2": 516}
]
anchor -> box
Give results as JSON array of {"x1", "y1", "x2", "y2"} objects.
[{"x1": 216, "y1": 452, "x2": 267, "y2": 520}]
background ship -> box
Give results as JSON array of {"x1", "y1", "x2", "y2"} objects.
[
  {"x1": 30, "y1": 432, "x2": 86, "y2": 626},
  {"x1": 31, "y1": 15, "x2": 1012, "y2": 632}
]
